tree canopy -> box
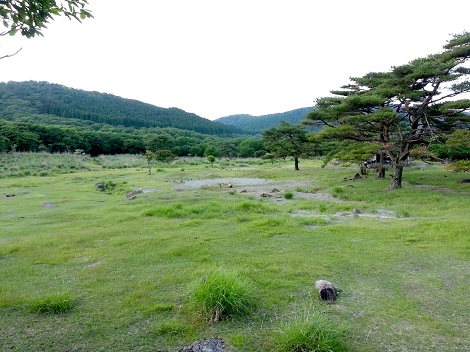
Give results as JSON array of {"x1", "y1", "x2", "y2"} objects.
[
  {"x1": 0, "y1": 0, "x2": 92, "y2": 38},
  {"x1": 306, "y1": 32, "x2": 470, "y2": 189},
  {"x1": 262, "y1": 122, "x2": 313, "y2": 170}
]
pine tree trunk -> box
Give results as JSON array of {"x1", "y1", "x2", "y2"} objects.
[
  {"x1": 390, "y1": 164, "x2": 403, "y2": 189},
  {"x1": 376, "y1": 153, "x2": 386, "y2": 178},
  {"x1": 377, "y1": 167, "x2": 386, "y2": 178},
  {"x1": 294, "y1": 157, "x2": 299, "y2": 170}
]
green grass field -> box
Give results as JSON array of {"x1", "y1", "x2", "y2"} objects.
[{"x1": 1, "y1": 153, "x2": 469, "y2": 351}]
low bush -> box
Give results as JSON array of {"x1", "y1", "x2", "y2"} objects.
[
  {"x1": 275, "y1": 310, "x2": 347, "y2": 352},
  {"x1": 192, "y1": 269, "x2": 255, "y2": 322},
  {"x1": 445, "y1": 160, "x2": 470, "y2": 172},
  {"x1": 284, "y1": 192, "x2": 294, "y2": 199},
  {"x1": 29, "y1": 293, "x2": 75, "y2": 314}
]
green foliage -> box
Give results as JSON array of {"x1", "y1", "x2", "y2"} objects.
[
  {"x1": 207, "y1": 155, "x2": 216, "y2": 168},
  {"x1": 0, "y1": 0, "x2": 93, "y2": 38},
  {"x1": 275, "y1": 311, "x2": 347, "y2": 352},
  {"x1": 262, "y1": 122, "x2": 314, "y2": 170},
  {"x1": 216, "y1": 107, "x2": 315, "y2": 133},
  {"x1": 445, "y1": 160, "x2": 470, "y2": 172},
  {"x1": 284, "y1": 192, "x2": 294, "y2": 199},
  {"x1": 238, "y1": 138, "x2": 266, "y2": 157},
  {"x1": 203, "y1": 144, "x2": 220, "y2": 157},
  {"x1": 155, "y1": 149, "x2": 175, "y2": 164},
  {"x1": 307, "y1": 32, "x2": 470, "y2": 189},
  {"x1": 192, "y1": 269, "x2": 256, "y2": 322},
  {"x1": 101, "y1": 180, "x2": 116, "y2": 192},
  {"x1": 29, "y1": 293, "x2": 75, "y2": 314},
  {"x1": 0, "y1": 81, "x2": 243, "y2": 135},
  {"x1": 144, "y1": 150, "x2": 156, "y2": 174},
  {"x1": 440, "y1": 129, "x2": 470, "y2": 160},
  {"x1": 322, "y1": 141, "x2": 381, "y2": 167}
]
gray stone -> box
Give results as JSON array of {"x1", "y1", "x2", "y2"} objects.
[{"x1": 178, "y1": 338, "x2": 228, "y2": 352}]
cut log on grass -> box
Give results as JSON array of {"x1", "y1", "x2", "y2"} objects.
[{"x1": 315, "y1": 280, "x2": 337, "y2": 303}]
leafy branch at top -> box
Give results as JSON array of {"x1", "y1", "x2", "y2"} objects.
[{"x1": 0, "y1": 0, "x2": 93, "y2": 38}]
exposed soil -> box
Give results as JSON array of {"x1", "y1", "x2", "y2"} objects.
[
  {"x1": 413, "y1": 184, "x2": 456, "y2": 193},
  {"x1": 176, "y1": 177, "x2": 337, "y2": 201}
]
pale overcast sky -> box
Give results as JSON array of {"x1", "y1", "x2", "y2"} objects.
[{"x1": 1, "y1": 0, "x2": 469, "y2": 120}]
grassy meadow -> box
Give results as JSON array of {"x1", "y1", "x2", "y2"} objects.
[{"x1": 1, "y1": 153, "x2": 469, "y2": 351}]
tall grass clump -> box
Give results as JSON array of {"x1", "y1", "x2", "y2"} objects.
[
  {"x1": 275, "y1": 310, "x2": 347, "y2": 352},
  {"x1": 192, "y1": 269, "x2": 256, "y2": 322},
  {"x1": 29, "y1": 293, "x2": 75, "y2": 314},
  {"x1": 284, "y1": 192, "x2": 294, "y2": 199}
]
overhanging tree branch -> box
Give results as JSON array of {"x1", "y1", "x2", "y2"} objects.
[{"x1": 0, "y1": 46, "x2": 22, "y2": 59}]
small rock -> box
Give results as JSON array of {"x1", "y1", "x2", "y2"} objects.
[
  {"x1": 41, "y1": 202, "x2": 56, "y2": 208},
  {"x1": 126, "y1": 190, "x2": 143, "y2": 199},
  {"x1": 95, "y1": 183, "x2": 106, "y2": 192},
  {"x1": 178, "y1": 338, "x2": 228, "y2": 352}
]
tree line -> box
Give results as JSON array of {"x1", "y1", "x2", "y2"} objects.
[{"x1": 0, "y1": 119, "x2": 268, "y2": 158}]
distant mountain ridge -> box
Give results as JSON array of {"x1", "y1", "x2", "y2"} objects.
[
  {"x1": 215, "y1": 107, "x2": 314, "y2": 133},
  {"x1": 0, "y1": 81, "x2": 246, "y2": 136}
]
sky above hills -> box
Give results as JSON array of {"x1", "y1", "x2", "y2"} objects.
[{"x1": 1, "y1": 0, "x2": 469, "y2": 120}]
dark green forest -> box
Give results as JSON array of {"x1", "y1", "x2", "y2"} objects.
[
  {"x1": 1, "y1": 81, "x2": 468, "y2": 163},
  {"x1": 0, "y1": 81, "x2": 268, "y2": 157},
  {"x1": 0, "y1": 81, "x2": 246, "y2": 135},
  {"x1": 215, "y1": 107, "x2": 315, "y2": 133}
]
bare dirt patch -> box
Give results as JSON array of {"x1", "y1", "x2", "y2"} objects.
[
  {"x1": 291, "y1": 208, "x2": 397, "y2": 221},
  {"x1": 413, "y1": 185, "x2": 456, "y2": 193},
  {"x1": 176, "y1": 177, "x2": 338, "y2": 202}
]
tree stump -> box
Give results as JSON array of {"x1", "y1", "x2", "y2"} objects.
[{"x1": 315, "y1": 280, "x2": 337, "y2": 303}]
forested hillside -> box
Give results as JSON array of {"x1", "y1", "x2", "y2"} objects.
[
  {"x1": 0, "y1": 81, "x2": 270, "y2": 156},
  {"x1": 0, "y1": 81, "x2": 245, "y2": 135},
  {"x1": 216, "y1": 107, "x2": 315, "y2": 133}
]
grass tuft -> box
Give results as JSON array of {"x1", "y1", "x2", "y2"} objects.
[
  {"x1": 29, "y1": 293, "x2": 75, "y2": 314},
  {"x1": 275, "y1": 310, "x2": 347, "y2": 352},
  {"x1": 192, "y1": 269, "x2": 256, "y2": 322},
  {"x1": 284, "y1": 192, "x2": 294, "y2": 199},
  {"x1": 154, "y1": 320, "x2": 187, "y2": 336}
]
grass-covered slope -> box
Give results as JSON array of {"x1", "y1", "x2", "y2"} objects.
[
  {"x1": 0, "y1": 81, "x2": 245, "y2": 135},
  {"x1": 1, "y1": 154, "x2": 469, "y2": 351}
]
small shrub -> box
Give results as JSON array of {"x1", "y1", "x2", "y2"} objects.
[
  {"x1": 445, "y1": 160, "x2": 470, "y2": 172},
  {"x1": 193, "y1": 269, "x2": 255, "y2": 322},
  {"x1": 284, "y1": 192, "x2": 294, "y2": 199},
  {"x1": 29, "y1": 293, "x2": 75, "y2": 314},
  {"x1": 276, "y1": 311, "x2": 346, "y2": 352},
  {"x1": 331, "y1": 187, "x2": 344, "y2": 196},
  {"x1": 104, "y1": 180, "x2": 116, "y2": 191}
]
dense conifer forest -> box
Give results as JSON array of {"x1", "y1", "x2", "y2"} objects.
[
  {"x1": 0, "y1": 81, "x2": 263, "y2": 156},
  {"x1": 215, "y1": 107, "x2": 315, "y2": 133},
  {"x1": 0, "y1": 81, "x2": 245, "y2": 134}
]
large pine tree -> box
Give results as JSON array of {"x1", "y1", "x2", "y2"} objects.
[{"x1": 307, "y1": 32, "x2": 470, "y2": 189}]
